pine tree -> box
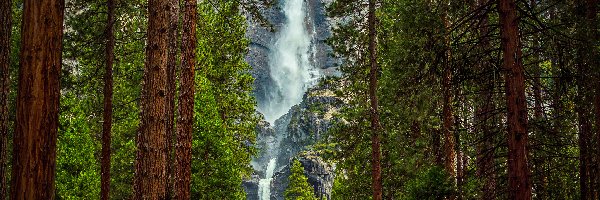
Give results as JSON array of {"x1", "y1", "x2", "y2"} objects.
[
  {"x1": 100, "y1": 0, "x2": 115, "y2": 198},
  {"x1": 174, "y1": 0, "x2": 196, "y2": 198},
  {"x1": 12, "y1": 0, "x2": 65, "y2": 198},
  {"x1": 133, "y1": 0, "x2": 169, "y2": 198},
  {"x1": 285, "y1": 160, "x2": 317, "y2": 200},
  {"x1": 498, "y1": 0, "x2": 531, "y2": 199}
]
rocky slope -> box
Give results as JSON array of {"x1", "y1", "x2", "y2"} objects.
[{"x1": 245, "y1": 79, "x2": 342, "y2": 200}]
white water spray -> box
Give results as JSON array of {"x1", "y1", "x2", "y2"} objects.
[
  {"x1": 259, "y1": 0, "x2": 320, "y2": 124},
  {"x1": 258, "y1": 158, "x2": 277, "y2": 200}
]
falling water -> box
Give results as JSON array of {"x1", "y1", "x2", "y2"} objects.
[
  {"x1": 256, "y1": 0, "x2": 320, "y2": 199},
  {"x1": 258, "y1": 158, "x2": 277, "y2": 200},
  {"x1": 259, "y1": 0, "x2": 320, "y2": 124}
]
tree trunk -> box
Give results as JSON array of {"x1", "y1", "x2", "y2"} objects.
[
  {"x1": 165, "y1": 0, "x2": 179, "y2": 197},
  {"x1": 367, "y1": 0, "x2": 382, "y2": 199},
  {"x1": 442, "y1": 4, "x2": 456, "y2": 180},
  {"x1": 133, "y1": 0, "x2": 170, "y2": 198},
  {"x1": 498, "y1": 0, "x2": 531, "y2": 199},
  {"x1": 586, "y1": 1, "x2": 599, "y2": 199},
  {"x1": 101, "y1": 0, "x2": 115, "y2": 198},
  {"x1": 475, "y1": 1, "x2": 496, "y2": 198},
  {"x1": 11, "y1": 0, "x2": 64, "y2": 199},
  {"x1": 0, "y1": 0, "x2": 12, "y2": 198},
  {"x1": 173, "y1": 0, "x2": 195, "y2": 198},
  {"x1": 576, "y1": 95, "x2": 591, "y2": 200}
]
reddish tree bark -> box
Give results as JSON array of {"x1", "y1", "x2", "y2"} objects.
[
  {"x1": 173, "y1": 0, "x2": 196, "y2": 198},
  {"x1": 11, "y1": 0, "x2": 64, "y2": 199},
  {"x1": 0, "y1": 0, "x2": 12, "y2": 198},
  {"x1": 498, "y1": 0, "x2": 531, "y2": 199},
  {"x1": 100, "y1": 0, "x2": 115, "y2": 199},
  {"x1": 368, "y1": 0, "x2": 382, "y2": 199},
  {"x1": 133, "y1": 0, "x2": 170, "y2": 198},
  {"x1": 165, "y1": 0, "x2": 179, "y2": 197}
]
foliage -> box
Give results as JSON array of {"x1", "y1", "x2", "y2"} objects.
[
  {"x1": 285, "y1": 159, "x2": 317, "y2": 200},
  {"x1": 398, "y1": 166, "x2": 455, "y2": 200}
]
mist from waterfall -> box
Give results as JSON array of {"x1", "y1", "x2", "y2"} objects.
[{"x1": 259, "y1": 0, "x2": 320, "y2": 124}]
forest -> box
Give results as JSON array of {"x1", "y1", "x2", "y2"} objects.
[{"x1": 0, "y1": 0, "x2": 598, "y2": 199}]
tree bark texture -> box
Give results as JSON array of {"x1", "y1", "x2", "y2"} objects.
[
  {"x1": 498, "y1": 0, "x2": 532, "y2": 199},
  {"x1": 11, "y1": 0, "x2": 64, "y2": 199},
  {"x1": 174, "y1": 0, "x2": 195, "y2": 199},
  {"x1": 133, "y1": 0, "x2": 170, "y2": 198},
  {"x1": 368, "y1": 0, "x2": 382, "y2": 199},
  {"x1": 101, "y1": 0, "x2": 115, "y2": 198},
  {"x1": 165, "y1": 0, "x2": 179, "y2": 197}
]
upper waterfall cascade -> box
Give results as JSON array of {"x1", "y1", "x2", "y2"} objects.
[{"x1": 258, "y1": 0, "x2": 320, "y2": 125}]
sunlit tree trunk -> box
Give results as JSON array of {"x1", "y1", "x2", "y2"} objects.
[
  {"x1": 11, "y1": 0, "x2": 64, "y2": 198},
  {"x1": 173, "y1": 0, "x2": 195, "y2": 198},
  {"x1": 0, "y1": 0, "x2": 12, "y2": 198},
  {"x1": 101, "y1": 0, "x2": 115, "y2": 198},
  {"x1": 498, "y1": 0, "x2": 531, "y2": 199},
  {"x1": 368, "y1": 0, "x2": 382, "y2": 199},
  {"x1": 133, "y1": 0, "x2": 170, "y2": 198}
]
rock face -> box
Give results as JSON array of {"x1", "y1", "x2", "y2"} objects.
[{"x1": 245, "y1": 79, "x2": 342, "y2": 200}]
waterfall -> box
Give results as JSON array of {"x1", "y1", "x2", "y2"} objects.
[
  {"x1": 258, "y1": 158, "x2": 277, "y2": 200},
  {"x1": 255, "y1": 0, "x2": 320, "y2": 199},
  {"x1": 259, "y1": 0, "x2": 320, "y2": 124}
]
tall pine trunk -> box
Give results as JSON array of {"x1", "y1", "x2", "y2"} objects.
[
  {"x1": 173, "y1": 0, "x2": 195, "y2": 198},
  {"x1": 11, "y1": 0, "x2": 64, "y2": 198},
  {"x1": 133, "y1": 0, "x2": 169, "y2": 198},
  {"x1": 101, "y1": 0, "x2": 115, "y2": 198},
  {"x1": 0, "y1": 0, "x2": 12, "y2": 198},
  {"x1": 368, "y1": 0, "x2": 382, "y2": 199},
  {"x1": 498, "y1": 0, "x2": 531, "y2": 199},
  {"x1": 165, "y1": 0, "x2": 179, "y2": 197}
]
